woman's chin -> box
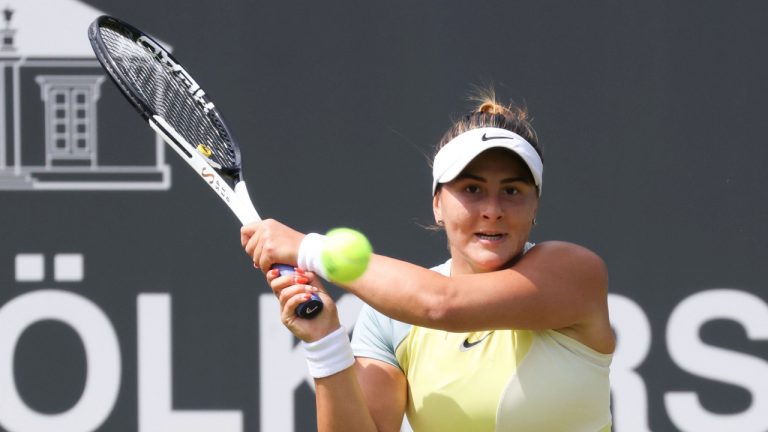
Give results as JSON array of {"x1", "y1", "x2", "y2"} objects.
[{"x1": 468, "y1": 254, "x2": 513, "y2": 273}]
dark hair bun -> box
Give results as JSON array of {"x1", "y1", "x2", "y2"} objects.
[{"x1": 478, "y1": 101, "x2": 506, "y2": 116}]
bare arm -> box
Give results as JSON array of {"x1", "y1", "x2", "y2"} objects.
[
  {"x1": 242, "y1": 222, "x2": 613, "y2": 352},
  {"x1": 316, "y1": 358, "x2": 407, "y2": 432},
  {"x1": 344, "y1": 241, "x2": 612, "y2": 351},
  {"x1": 259, "y1": 263, "x2": 408, "y2": 432}
]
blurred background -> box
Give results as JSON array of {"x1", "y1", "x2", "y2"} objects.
[{"x1": 0, "y1": 0, "x2": 766, "y2": 430}]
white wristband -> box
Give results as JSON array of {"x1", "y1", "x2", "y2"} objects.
[
  {"x1": 301, "y1": 326, "x2": 355, "y2": 378},
  {"x1": 298, "y1": 233, "x2": 329, "y2": 279}
]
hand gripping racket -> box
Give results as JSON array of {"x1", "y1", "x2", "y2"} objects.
[{"x1": 88, "y1": 15, "x2": 322, "y2": 318}]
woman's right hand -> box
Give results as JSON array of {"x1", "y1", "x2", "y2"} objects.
[{"x1": 266, "y1": 268, "x2": 341, "y2": 342}]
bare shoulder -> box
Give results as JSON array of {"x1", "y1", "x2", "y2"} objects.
[
  {"x1": 524, "y1": 241, "x2": 608, "y2": 286},
  {"x1": 523, "y1": 241, "x2": 614, "y2": 353}
]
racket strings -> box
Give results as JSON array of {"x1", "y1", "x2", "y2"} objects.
[{"x1": 98, "y1": 25, "x2": 238, "y2": 169}]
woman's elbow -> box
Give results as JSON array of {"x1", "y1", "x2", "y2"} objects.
[{"x1": 421, "y1": 290, "x2": 464, "y2": 331}]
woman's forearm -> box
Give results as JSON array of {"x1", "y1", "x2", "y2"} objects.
[
  {"x1": 346, "y1": 254, "x2": 452, "y2": 326},
  {"x1": 315, "y1": 367, "x2": 379, "y2": 432}
]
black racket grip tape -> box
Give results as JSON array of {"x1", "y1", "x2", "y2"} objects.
[{"x1": 272, "y1": 264, "x2": 323, "y2": 319}]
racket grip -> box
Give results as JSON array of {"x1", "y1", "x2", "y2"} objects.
[{"x1": 272, "y1": 264, "x2": 324, "y2": 319}]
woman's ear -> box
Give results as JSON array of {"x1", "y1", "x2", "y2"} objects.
[
  {"x1": 433, "y1": 191, "x2": 442, "y2": 225},
  {"x1": 531, "y1": 198, "x2": 540, "y2": 227}
]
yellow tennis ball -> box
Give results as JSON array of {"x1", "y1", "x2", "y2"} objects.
[{"x1": 321, "y1": 228, "x2": 372, "y2": 283}]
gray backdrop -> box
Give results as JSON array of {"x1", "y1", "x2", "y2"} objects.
[{"x1": 1, "y1": 0, "x2": 766, "y2": 431}]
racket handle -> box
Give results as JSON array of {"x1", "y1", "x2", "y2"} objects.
[{"x1": 272, "y1": 264, "x2": 324, "y2": 319}]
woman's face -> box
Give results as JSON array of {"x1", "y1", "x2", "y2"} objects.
[{"x1": 433, "y1": 148, "x2": 539, "y2": 275}]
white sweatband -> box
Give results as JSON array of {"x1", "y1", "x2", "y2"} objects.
[
  {"x1": 432, "y1": 127, "x2": 543, "y2": 196},
  {"x1": 297, "y1": 233, "x2": 328, "y2": 279},
  {"x1": 301, "y1": 326, "x2": 355, "y2": 378}
]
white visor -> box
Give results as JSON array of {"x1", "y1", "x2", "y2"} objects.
[{"x1": 432, "y1": 127, "x2": 543, "y2": 195}]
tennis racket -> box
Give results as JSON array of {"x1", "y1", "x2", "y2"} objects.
[{"x1": 88, "y1": 15, "x2": 322, "y2": 318}]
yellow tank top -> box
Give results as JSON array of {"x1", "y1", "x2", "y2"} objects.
[{"x1": 396, "y1": 327, "x2": 612, "y2": 432}]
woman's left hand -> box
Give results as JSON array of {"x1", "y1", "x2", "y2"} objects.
[
  {"x1": 267, "y1": 267, "x2": 340, "y2": 342},
  {"x1": 241, "y1": 219, "x2": 305, "y2": 273}
]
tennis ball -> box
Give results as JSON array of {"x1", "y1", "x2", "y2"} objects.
[{"x1": 321, "y1": 228, "x2": 372, "y2": 283}]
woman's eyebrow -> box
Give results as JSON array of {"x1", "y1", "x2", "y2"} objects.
[
  {"x1": 501, "y1": 177, "x2": 528, "y2": 183},
  {"x1": 455, "y1": 173, "x2": 487, "y2": 182}
]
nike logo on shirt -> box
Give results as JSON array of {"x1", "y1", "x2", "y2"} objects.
[{"x1": 459, "y1": 331, "x2": 494, "y2": 351}]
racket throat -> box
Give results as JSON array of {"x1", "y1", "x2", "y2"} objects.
[{"x1": 233, "y1": 181, "x2": 260, "y2": 223}]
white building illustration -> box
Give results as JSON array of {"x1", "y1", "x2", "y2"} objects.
[{"x1": 0, "y1": 0, "x2": 170, "y2": 190}]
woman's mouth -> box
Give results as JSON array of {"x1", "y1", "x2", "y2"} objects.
[{"x1": 475, "y1": 233, "x2": 506, "y2": 242}]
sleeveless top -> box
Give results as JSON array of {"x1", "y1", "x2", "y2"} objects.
[{"x1": 351, "y1": 255, "x2": 612, "y2": 432}]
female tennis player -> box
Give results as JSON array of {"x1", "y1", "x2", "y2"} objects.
[{"x1": 242, "y1": 93, "x2": 615, "y2": 431}]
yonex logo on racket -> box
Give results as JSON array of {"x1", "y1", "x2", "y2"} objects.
[
  {"x1": 201, "y1": 167, "x2": 215, "y2": 184},
  {"x1": 199, "y1": 167, "x2": 231, "y2": 204}
]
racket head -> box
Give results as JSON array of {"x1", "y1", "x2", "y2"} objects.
[{"x1": 88, "y1": 15, "x2": 242, "y2": 175}]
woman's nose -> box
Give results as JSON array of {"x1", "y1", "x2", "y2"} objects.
[{"x1": 481, "y1": 196, "x2": 503, "y2": 220}]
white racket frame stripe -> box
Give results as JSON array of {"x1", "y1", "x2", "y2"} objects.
[{"x1": 150, "y1": 115, "x2": 260, "y2": 225}]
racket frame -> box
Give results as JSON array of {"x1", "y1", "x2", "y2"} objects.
[{"x1": 88, "y1": 15, "x2": 323, "y2": 319}]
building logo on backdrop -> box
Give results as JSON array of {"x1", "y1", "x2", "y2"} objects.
[{"x1": 0, "y1": 0, "x2": 170, "y2": 191}]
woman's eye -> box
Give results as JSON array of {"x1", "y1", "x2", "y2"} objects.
[
  {"x1": 465, "y1": 185, "x2": 481, "y2": 194},
  {"x1": 505, "y1": 187, "x2": 519, "y2": 195}
]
